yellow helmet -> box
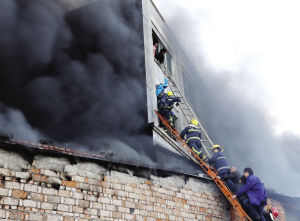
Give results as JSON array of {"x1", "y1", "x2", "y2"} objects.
[
  {"x1": 167, "y1": 91, "x2": 173, "y2": 96},
  {"x1": 211, "y1": 144, "x2": 224, "y2": 151},
  {"x1": 191, "y1": 119, "x2": 198, "y2": 126}
]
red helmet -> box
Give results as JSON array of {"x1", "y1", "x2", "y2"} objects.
[{"x1": 271, "y1": 207, "x2": 279, "y2": 218}]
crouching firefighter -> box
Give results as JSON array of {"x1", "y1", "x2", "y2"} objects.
[
  {"x1": 158, "y1": 91, "x2": 181, "y2": 131},
  {"x1": 180, "y1": 119, "x2": 206, "y2": 161},
  {"x1": 208, "y1": 145, "x2": 234, "y2": 189}
]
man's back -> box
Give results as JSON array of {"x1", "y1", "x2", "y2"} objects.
[{"x1": 208, "y1": 152, "x2": 230, "y2": 172}]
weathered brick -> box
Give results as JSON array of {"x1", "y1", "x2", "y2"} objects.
[
  {"x1": 90, "y1": 185, "x2": 102, "y2": 192},
  {"x1": 29, "y1": 167, "x2": 40, "y2": 173},
  {"x1": 9, "y1": 211, "x2": 25, "y2": 220},
  {"x1": 99, "y1": 197, "x2": 111, "y2": 204},
  {"x1": 41, "y1": 202, "x2": 54, "y2": 210},
  {"x1": 28, "y1": 213, "x2": 43, "y2": 221},
  {"x1": 23, "y1": 199, "x2": 37, "y2": 208},
  {"x1": 86, "y1": 178, "x2": 98, "y2": 185},
  {"x1": 125, "y1": 214, "x2": 134, "y2": 220},
  {"x1": 46, "y1": 195, "x2": 60, "y2": 204},
  {"x1": 72, "y1": 191, "x2": 83, "y2": 199},
  {"x1": 12, "y1": 190, "x2": 27, "y2": 199},
  {"x1": 57, "y1": 204, "x2": 69, "y2": 212},
  {"x1": 40, "y1": 169, "x2": 57, "y2": 177},
  {"x1": 1, "y1": 197, "x2": 18, "y2": 206},
  {"x1": 92, "y1": 202, "x2": 102, "y2": 209},
  {"x1": 62, "y1": 180, "x2": 77, "y2": 188},
  {"x1": 0, "y1": 168, "x2": 11, "y2": 176},
  {"x1": 77, "y1": 182, "x2": 90, "y2": 190},
  {"x1": 72, "y1": 175, "x2": 85, "y2": 183},
  {"x1": 30, "y1": 192, "x2": 44, "y2": 202},
  {"x1": 0, "y1": 210, "x2": 6, "y2": 218},
  {"x1": 58, "y1": 190, "x2": 70, "y2": 197},
  {"x1": 72, "y1": 205, "x2": 83, "y2": 213},
  {"x1": 5, "y1": 181, "x2": 21, "y2": 189},
  {"x1": 78, "y1": 200, "x2": 90, "y2": 208},
  {"x1": 45, "y1": 214, "x2": 62, "y2": 221},
  {"x1": 84, "y1": 208, "x2": 98, "y2": 216},
  {"x1": 99, "y1": 210, "x2": 111, "y2": 217},
  {"x1": 84, "y1": 194, "x2": 97, "y2": 202},
  {"x1": 105, "y1": 204, "x2": 116, "y2": 211},
  {"x1": 24, "y1": 184, "x2": 38, "y2": 192},
  {"x1": 15, "y1": 172, "x2": 30, "y2": 179},
  {"x1": 0, "y1": 188, "x2": 9, "y2": 196},
  {"x1": 41, "y1": 187, "x2": 55, "y2": 195},
  {"x1": 63, "y1": 217, "x2": 75, "y2": 221},
  {"x1": 33, "y1": 174, "x2": 48, "y2": 183},
  {"x1": 112, "y1": 211, "x2": 122, "y2": 219},
  {"x1": 63, "y1": 198, "x2": 75, "y2": 205}
]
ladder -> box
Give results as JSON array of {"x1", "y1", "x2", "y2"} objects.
[
  {"x1": 156, "y1": 60, "x2": 213, "y2": 157},
  {"x1": 155, "y1": 110, "x2": 252, "y2": 221}
]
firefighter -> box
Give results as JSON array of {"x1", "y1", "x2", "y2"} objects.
[
  {"x1": 233, "y1": 168, "x2": 267, "y2": 221},
  {"x1": 264, "y1": 207, "x2": 279, "y2": 221},
  {"x1": 208, "y1": 145, "x2": 234, "y2": 189},
  {"x1": 180, "y1": 119, "x2": 206, "y2": 160},
  {"x1": 156, "y1": 78, "x2": 168, "y2": 110},
  {"x1": 159, "y1": 91, "x2": 181, "y2": 131}
]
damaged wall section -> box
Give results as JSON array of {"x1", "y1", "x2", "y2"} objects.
[{"x1": 0, "y1": 145, "x2": 232, "y2": 220}]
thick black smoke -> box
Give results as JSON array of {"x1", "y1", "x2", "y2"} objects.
[
  {"x1": 153, "y1": 3, "x2": 300, "y2": 197},
  {"x1": 0, "y1": 0, "x2": 200, "y2": 173},
  {"x1": 0, "y1": 0, "x2": 145, "y2": 140}
]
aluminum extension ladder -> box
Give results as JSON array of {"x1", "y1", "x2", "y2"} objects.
[
  {"x1": 155, "y1": 110, "x2": 252, "y2": 221},
  {"x1": 156, "y1": 60, "x2": 213, "y2": 157}
]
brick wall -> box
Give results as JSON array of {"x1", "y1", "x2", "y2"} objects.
[
  {"x1": 0, "y1": 147, "x2": 231, "y2": 221},
  {"x1": 267, "y1": 199, "x2": 286, "y2": 221}
]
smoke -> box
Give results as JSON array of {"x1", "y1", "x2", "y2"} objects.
[
  {"x1": 0, "y1": 103, "x2": 42, "y2": 141},
  {"x1": 153, "y1": 2, "x2": 300, "y2": 196},
  {"x1": 0, "y1": 0, "x2": 200, "y2": 172}
]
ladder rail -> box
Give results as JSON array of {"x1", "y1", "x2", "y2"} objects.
[
  {"x1": 155, "y1": 59, "x2": 213, "y2": 157},
  {"x1": 155, "y1": 110, "x2": 253, "y2": 221}
]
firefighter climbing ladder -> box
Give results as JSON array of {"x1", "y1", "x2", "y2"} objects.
[
  {"x1": 155, "y1": 110, "x2": 252, "y2": 221},
  {"x1": 157, "y1": 60, "x2": 212, "y2": 157}
]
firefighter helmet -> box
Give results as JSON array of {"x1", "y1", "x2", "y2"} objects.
[
  {"x1": 211, "y1": 144, "x2": 224, "y2": 152},
  {"x1": 167, "y1": 91, "x2": 173, "y2": 96},
  {"x1": 191, "y1": 119, "x2": 198, "y2": 126}
]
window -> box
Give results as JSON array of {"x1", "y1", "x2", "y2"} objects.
[
  {"x1": 165, "y1": 52, "x2": 172, "y2": 74},
  {"x1": 152, "y1": 30, "x2": 172, "y2": 75}
]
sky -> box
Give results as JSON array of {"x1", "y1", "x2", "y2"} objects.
[{"x1": 154, "y1": 0, "x2": 300, "y2": 135}]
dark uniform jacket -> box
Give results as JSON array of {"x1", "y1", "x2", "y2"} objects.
[
  {"x1": 180, "y1": 125, "x2": 202, "y2": 142},
  {"x1": 160, "y1": 94, "x2": 181, "y2": 111},
  {"x1": 229, "y1": 171, "x2": 241, "y2": 184},
  {"x1": 208, "y1": 152, "x2": 230, "y2": 173}
]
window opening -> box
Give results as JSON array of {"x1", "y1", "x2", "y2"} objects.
[{"x1": 152, "y1": 31, "x2": 170, "y2": 75}]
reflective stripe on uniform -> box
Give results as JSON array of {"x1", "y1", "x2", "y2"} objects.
[
  {"x1": 192, "y1": 147, "x2": 202, "y2": 155},
  {"x1": 188, "y1": 129, "x2": 200, "y2": 132},
  {"x1": 217, "y1": 166, "x2": 230, "y2": 172},
  {"x1": 192, "y1": 147, "x2": 206, "y2": 160},
  {"x1": 187, "y1": 136, "x2": 201, "y2": 142},
  {"x1": 216, "y1": 156, "x2": 226, "y2": 161}
]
